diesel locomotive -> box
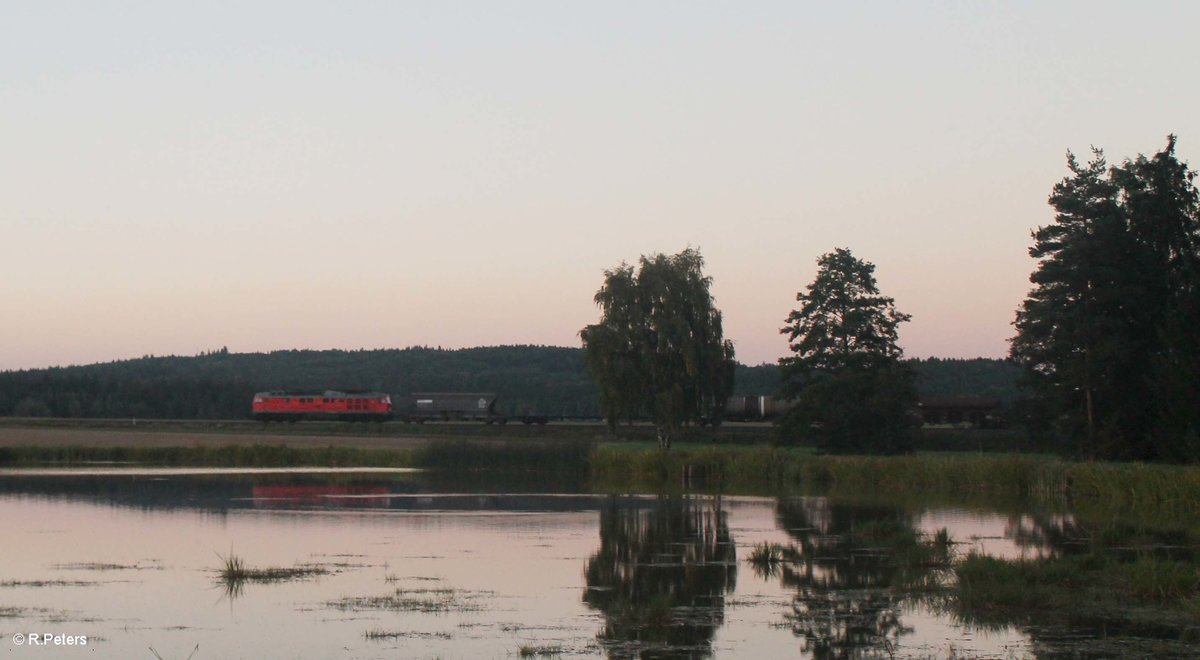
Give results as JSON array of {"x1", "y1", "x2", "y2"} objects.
[
  {"x1": 251, "y1": 390, "x2": 549, "y2": 425},
  {"x1": 251, "y1": 390, "x2": 392, "y2": 422}
]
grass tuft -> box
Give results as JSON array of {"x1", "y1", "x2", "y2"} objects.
[
  {"x1": 217, "y1": 553, "x2": 330, "y2": 597},
  {"x1": 746, "y1": 542, "x2": 787, "y2": 578},
  {"x1": 518, "y1": 645, "x2": 563, "y2": 657}
]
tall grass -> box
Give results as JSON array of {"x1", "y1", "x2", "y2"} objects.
[
  {"x1": 590, "y1": 445, "x2": 1200, "y2": 512},
  {"x1": 6, "y1": 438, "x2": 1200, "y2": 513},
  {"x1": 954, "y1": 550, "x2": 1200, "y2": 626},
  {"x1": 216, "y1": 552, "x2": 330, "y2": 599}
]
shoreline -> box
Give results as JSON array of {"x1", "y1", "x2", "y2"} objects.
[{"x1": 0, "y1": 426, "x2": 431, "y2": 450}]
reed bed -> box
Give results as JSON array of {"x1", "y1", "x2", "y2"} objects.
[
  {"x1": 953, "y1": 550, "x2": 1200, "y2": 627},
  {"x1": 5, "y1": 437, "x2": 1200, "y2": 513},
  {"x1": 590, "y1": 445, "x2": 1200, "y2": 512}
]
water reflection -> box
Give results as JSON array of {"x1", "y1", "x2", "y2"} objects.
[
  {"x1": 1003, "y1": 512, "x2": 1088, "y2": 559},
  {"x1": 0, "y1": 469, "x2": 597, "y2": 513},
  {"x1": 583, "y1": 495, "x2": 737, "y2": 659},
  {"x1": 250, "y1": 484, "x2": 394, "y2": 508},
  {"x1": 2, "y1": 468, "x2": 1192, "y2": 657},
  {"x1": 1005, "y1": 512, "x2": 1198, "y2": 563},
  {"x1": 773, "y1": 498, "x2": 951, "y2": 659}
]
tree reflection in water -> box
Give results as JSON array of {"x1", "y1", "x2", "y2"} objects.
[
  {"x1": 773, "y1": 498, "x2": 950, "y2": 659},
  {"x1": 583, "y1": 495, "x2": 737, "y2": 659}
]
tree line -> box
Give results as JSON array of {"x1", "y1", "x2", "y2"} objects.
[
  {"x1": 0, "y1": 347, "x2": 1015, "y2": 423},
  {"x1": 0, "y1": 346, "x2": 598, "y2": 420},
  {"x1": 580, "y1": 136, "x2": 1198, "y2": 461}
]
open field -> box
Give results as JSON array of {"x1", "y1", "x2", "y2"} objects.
[
  {"x1": 0, "y1": 417, "x2": 773, "y2": 447},
  {"x1": 0, "y1": 417, "x2": 1035, "y2": 451}
]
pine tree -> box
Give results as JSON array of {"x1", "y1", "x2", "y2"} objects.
[
  {"x1": 778, "y1": 248, "x2": 917, "y2": 454},
  {"x1": 1113, "y1": 136, "x2": 1200, "y2": 460},
  {"x1": 1012, "y1": 137, "x2": 1200, "y2": 461}
]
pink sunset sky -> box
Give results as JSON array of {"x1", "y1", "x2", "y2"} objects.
[{"x1": 3, "y1": 2, "x2": 1198, "y2": 371}]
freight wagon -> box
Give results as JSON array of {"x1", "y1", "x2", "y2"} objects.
[
  {"x1": 251, "y1": 390, "x2": 392, "y2": 422},
  {"x1": 722, "y1": 395, "x2": 792, "y2": 422},
  {"x1": 393, "y1": 392, "x2": 549, "y2": 425}
]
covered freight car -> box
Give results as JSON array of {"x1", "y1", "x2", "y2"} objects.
[
  {"x1": 722, "y1": 395, "x2": 793, "y2": 422},
  {"x1": 394, "y1": 392, "x2": 508, "y2": 424}
]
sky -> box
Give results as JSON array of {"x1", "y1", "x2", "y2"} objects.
[{"x1": 3, "y1": 1, "x2": 1198, "y2": 371}]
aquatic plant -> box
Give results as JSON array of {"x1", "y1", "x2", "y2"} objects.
[
  {"x1": 53, "y1": 561, "x2": 161, "y2": 571},
  {"x1": 952, "y1": 549, "x2": 1200, "y2": 630},
  {"x1": 363, "y1": 629, "x2": 452, "y2": 640},
  {"x1": 517, "y1": 644, "x2": 563, "y2": 657},
  {"x1": 590, "y1": 445, "x2": 1200, "y2": 513},
  {"x1": 328, "y1": 587, "x2": 486, "y2": 613},
  {"x1": 216, "y1": 553, "x2": 330, "y2": 599},
  {"x1": 747, "y1": 542, "x2": 787, "y2": 578},
  {"x1": 0, "y1": 579, "x2": 96, "y2": 587}
]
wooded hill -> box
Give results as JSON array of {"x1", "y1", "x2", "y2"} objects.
[{"x1": 0, "y1": 346, "x2": 1021, "y2": 420}]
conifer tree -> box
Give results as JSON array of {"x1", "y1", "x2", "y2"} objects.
[
  {"x1": 1012, "y1": 137, "x2": 1200, "y2": 461},
  {"x1": 778, "y1": 248, "x2": 917, "y2": 454}
]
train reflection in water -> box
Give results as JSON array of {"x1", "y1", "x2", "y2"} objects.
[{"x1": 250, "y1": 485, "x2": 393, "y2": 509}]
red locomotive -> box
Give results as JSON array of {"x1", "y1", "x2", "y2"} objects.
[{"x1": 251, "y1": 390, "x2": 392, "y2": 422}]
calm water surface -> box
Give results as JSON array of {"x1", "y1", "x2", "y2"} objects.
[{"x1": 0, "y1": 468, "x2": 1138, "y2": 658}]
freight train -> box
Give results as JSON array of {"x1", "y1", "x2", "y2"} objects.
[
  {"x1": 721, "y1": 395, "x2": 792, "y2": 422},
  {"x1": 392, "y1": 392, "x2": 549, "y2": 424},
  {"x1": 251, "y1": 390, "x2": 392, "y2": 422},
  {"x1": 393, "y1": 392, "x2": 501, "y2": 424},
  {"x1": 251, "y1": 390, "x2": 548, "y2": 425}
]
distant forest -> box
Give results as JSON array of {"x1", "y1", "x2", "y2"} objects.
[{"x1": 0, "y1": 346, "x2": 1021, "y2": 420}]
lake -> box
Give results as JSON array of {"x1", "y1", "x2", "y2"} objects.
[{"x1": 0, "y1": 468, "x2": 1191, "y2": 658}]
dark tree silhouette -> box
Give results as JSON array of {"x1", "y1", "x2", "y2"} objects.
[{"x1": 778, "y1": 248, "x2": 918, "y2": 453}]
